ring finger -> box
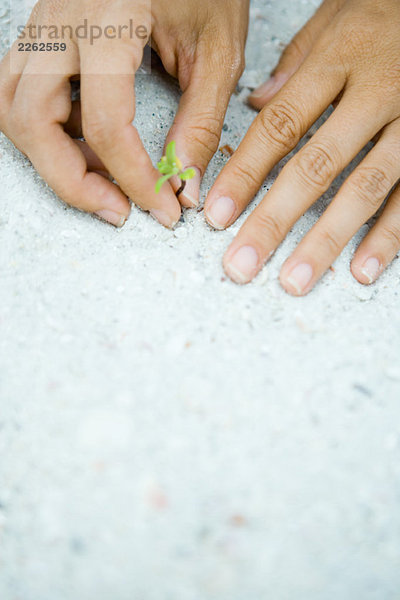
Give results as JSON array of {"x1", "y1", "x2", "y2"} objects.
[{"x1": 350, "y1": 180, "x2": 400, "y2": 286}]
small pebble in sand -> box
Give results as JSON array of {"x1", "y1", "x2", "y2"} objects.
[
  {"x1": 255, "y1": 267, "x2": 269, "y2": 286},
  {"x1": 147, "y1": 485, "x2": 168, "y2": 510},
  {"x1": 219, "y1": 145, "x2": 234, "y2": 158},
  {"x1": 174, "y1": 227, "x2": 188, "y2": 239},
  {"x1": 229, "y1": 514, "x2": 247, "y2": 527},
  {"x1": 354, "y1": 286, "x2": 374, "y2": 301}
]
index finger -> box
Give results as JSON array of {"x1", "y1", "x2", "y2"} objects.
[{"x1": 79, "y1": 16, "x2": 181, "y2": 228}]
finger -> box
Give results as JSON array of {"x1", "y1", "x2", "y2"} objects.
[
  {"x1": 279, "y1": 122, "x2": 400, "y2": 295},
  {"x1": 74, "y1": 139, "x2": 109, "y2": 176},
  {"x1": 248, "y1": 0, "x2": 346, "y2": 109},
  {"x1": 204, "y1": 46, "x2": 346, "y2": 231},
  {"x1": 13, "y1": 74, "x2": 130, "y2": 227},
  {"x1": 64, "y1": 100, "x2": 83, "y2": 138},
  {"x1": 350, "y1": 184, "x2": 400, "y2": 285},
  {"x1": 80, "y1": 27, "x2": 181, "y2": 228},
  {"x1": 0, "y1": 4, "x2": 39, "y2": 104},
  {"x1": 221, "y1": 91, "x2": 393, "y2": 286},
  {"x1": 349, "y1": 124, "x2": 400, "y2": 285},
  {"x1": 164, "y1": 45, "x2": 244, "y2": 208},
  {"x1": 0, "y1": 41, "x2": 29, "y2": 115},
  {"x1": 0, "y1": 53, "x2": 14, "y2": 127}
]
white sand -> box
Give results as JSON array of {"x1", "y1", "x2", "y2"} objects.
[{"x1": 1, "y1": 1, "x2": 400, "y2": 598}]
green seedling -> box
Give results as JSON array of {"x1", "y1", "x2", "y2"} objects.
[{"x1": 155, "y1": 141, "x2": 196, "y2": 196}]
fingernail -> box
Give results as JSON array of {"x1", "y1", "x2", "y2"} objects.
[
  {"x1": 225, "y1": 246, "x2": 259, "y2": 284},
  {"x1": 206, "y1": 196, "x2": 236, "y2": 230},
  {"x1": 249, "y1": 73, "x2": 288, "y2": 102},
  {"x1": 179, "y1": 167, "x2": 201, "y2": 207},
  {"x1": 285, "y1": 263, "x2": 313, "y2": 294},
  {"x1": 150, "y1": 208, "x2": 177, "y2": 229},
  {"x1": 95, "y1": 209, "x2": 127, "y2": 228},
  {"x1": 361, "y1": 257, "x2": 381, "y2": 283}
]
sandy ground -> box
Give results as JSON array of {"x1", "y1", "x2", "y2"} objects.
[{"x1": 1, "y1": 1, "x2": 400, "y2": 599}]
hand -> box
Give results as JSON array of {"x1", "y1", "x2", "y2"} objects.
[
  {"x1": 204, "y1": 0, "x2": 400, "y2": 294},
  {"x1": 0, "y1": 0, "x2": 248, "y2": 227}
]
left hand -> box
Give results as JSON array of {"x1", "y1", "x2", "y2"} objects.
[
  {"x1": 204, "y1": 0, "x2": 400, "y2": 295},
  {"x1": 0, "y1": 0, "x2": 248, "y2": 228}
]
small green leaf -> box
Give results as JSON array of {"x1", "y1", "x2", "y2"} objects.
[
  {"x1": 165, "y1": 141, "x2": 176, "y2": 165},
  {"x1": 155, "y1": 173, "x2": 173, "y2": 194},
  {"x1": 179, "y1": 168, "x2": 196, "y2": 181},
  {"x1": 157, "y1": 162, "x2": 172, "y2": 175}
]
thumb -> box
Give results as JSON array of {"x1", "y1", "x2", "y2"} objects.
[
  {"x1": 248, "y1": 0, "x2": 346, "y2": 110},
  {"x1": 164, "y1": 51, "x2": 244, "y2": 208}
]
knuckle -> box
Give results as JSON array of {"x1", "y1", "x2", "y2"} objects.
[
  {"x1": 12, "y1": 102, "x2": 56, "y2": 144},
  {"x1": 319, "y1": 228, "x2": 342, "y2": 255},
  {"x1": 10, "y1": 106, "x2": 35, "y2": 139},
  {"x1": 340, "y1": 19, "x2": 371, "y2": 50},
  {"x1": 227, "y1": 45, "x2": 246, "y2": 79},
  {"x1": 254, "y1": 211, "x2": 286, "y2": 245},
  {"x1": 257, "y1": 101, "x2": 301, "y2": 151},
  {"x1": 83, "y1": 112, "x2": 115, "y2": 148},
  {"x1": 348, "y1": 167, "x2": 391, "y2": 210},
  {"x1": 207, "y1": 34, "x2": 245, "y2": 79},
  {"x1": 238, "y1": 56, "x2": 246, "y2": 79},
  {"x1": 0, "y1": 98, "x2": 6, "y2": 128},
  {"x1": 294, "y1": 139, "x2": 338, "y2": 190},
  {"x1": 185, "y1": 112, "x2": 221, "y2": 158},
  {"x1": 337, "y1": 15, "x2": 380, "y2": 64},
  {"x1": 381, "y1": 224, "x2": 400, "y2": 249},
  {"x1": 283, "y1": 33, "x2": 309, "y2": 64},
  {"x1": 378, "y1": 63, "x2": 400, "y2": 98},
  {"x1": 0, "y1": 82, "x2": 8, "y2": 125},
  {"x1": 340, "y1": 26, "x2": 368, "y2": 57},
  {"x1": 232, "y1": 159, "x2": 261, "y2": 192},
  {"x1": 234, "y1": 54, "x2": 246, "y2": 80}
]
